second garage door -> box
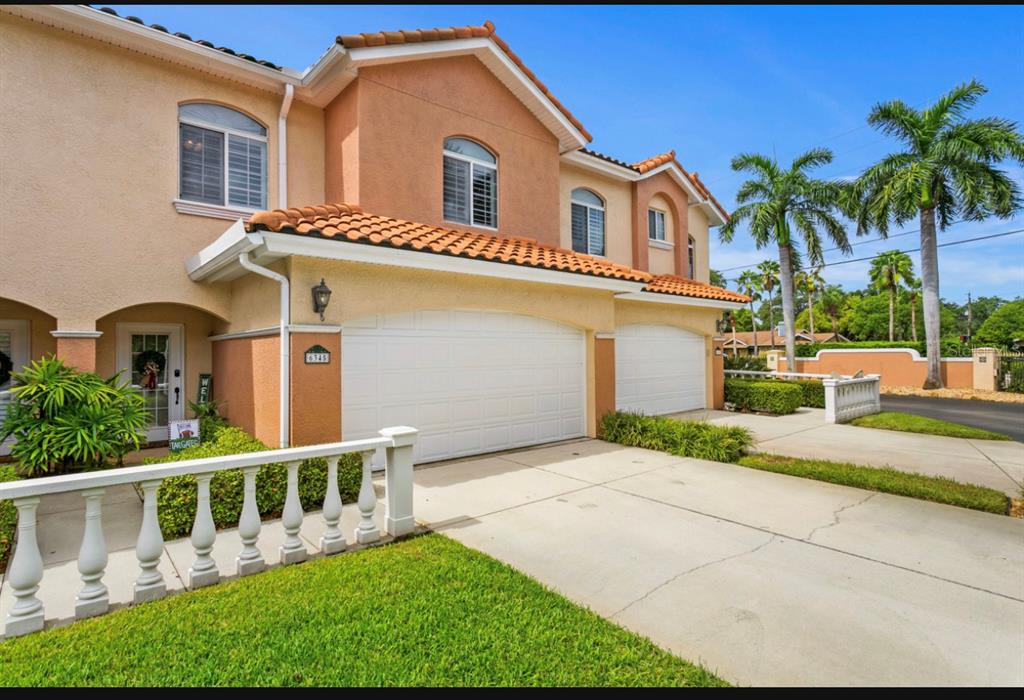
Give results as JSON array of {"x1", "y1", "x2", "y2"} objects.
[
  {"x1": 342, "y1": 310, "x2": 586, "y2": 463},
  {"x1": 615, "y1": 324, "x2": 706, "y2": 415}
]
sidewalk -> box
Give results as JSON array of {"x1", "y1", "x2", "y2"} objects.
[{"x1": 671, "y1": 407, "x2": 1024, "y2": 496}]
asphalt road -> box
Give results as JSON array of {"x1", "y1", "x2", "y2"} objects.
[{"x1": 880, "y1": 395, "x2": 1024, "y2": 442}]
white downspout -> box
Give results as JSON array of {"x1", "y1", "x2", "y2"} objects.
[
  {"x1": 277, "y1": 83, "x2": 294, "y2": 209},
  {"x1": 238, "y1": 253, "x2": 290, "y2": 448}
]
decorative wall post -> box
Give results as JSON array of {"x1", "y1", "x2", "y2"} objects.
[
  {"x1": 379, "y1": 426, "x2": 418, "y2": 538},
  {"x1": 823, "y1": 378, "x2": 838, "y2": 423},
  {"x1": 237, "y1": 466, "x2": 265, "y2": 575},
  {"x1": 76, "y1": 488, "x2": 109, "y2": 619},
  {"x1": 4, "y1": 497, "x2": 44, "y2": 637},
  {"x1": 354, "y1": 450, "x2": 380, "y2": 544},
  {"x1": 320, "y1": 456, "x2": 346, "y2": 555},
  {"x1": 134, "y1": 480, "x2": 166, "y2": 604},
  {"x1": 189, "y1": 472, "x2": 219, "y2": 588},
  {"x1": 280, "y1": 460, "x2": 308, "y2": 564}
]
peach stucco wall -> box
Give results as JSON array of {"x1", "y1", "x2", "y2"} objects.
[
  {"x1": 0, "y1": 13, "x2": 324, "y2": 331},
  {"x1": 290, "y1": 332, "x2": 342, "y2": 446},
  {"x1": 211, "y1": 335, "x2": 281, "y2": 447},
  {"x1": 646, "y1": 194, "x2": 678, "y2": 276},
  {"x1": 780, "y1": 351, "x2": 974, "y2": 389},
  {"x1": 324, "y1": 55, "x2": 561, "y2": 246}
]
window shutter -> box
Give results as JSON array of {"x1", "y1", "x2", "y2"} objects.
[
  {"x1": 180, "y1": 124, "x2": 223, "y2": 205},
  {"x1": 571, "y1": 203, "x2": 588, "y2": 253},
  {"x1": 588, "y1": 207, "x2": 605, "y2": 256},
  {"x1": 471, "y1": 164, "x2": 497, "y2": 228},
  {"x1": 443, "y1": 156, "x2": 470, "y2": 224},
  {"x1": 227, "y1": 135, "x2": 267, "y2": 208}
]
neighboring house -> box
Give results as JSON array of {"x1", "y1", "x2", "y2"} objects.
[
  {"x1": 0, "y1": 5, "x2": 746, "y2": 463},
  {"x1": 723, "y1": 329, "x2": 849, "y2": 356}
]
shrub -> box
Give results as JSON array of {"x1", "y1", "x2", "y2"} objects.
[
  {"x1": 187, "y1": 399, "x2": 228, "y2": 443},
  {"x1": 0, "y1": 465, "x2": 19, "y2": 573},
  {"x1": 795, "y1": 340, "x2": 926, "y2": 357},
  {"x1": 789, "y1": 379, "x2": 825, "y2": 408},
  {"x1": 599, "y1": 411, "x2": 753, "y2": 463},
  {"x1": 143, "y1": 427, "x2": 363, "y2": 539},
  {"x1": 1, "y1": 356, "x2": 149, "y2": 476},
  {"x1": 724, "y1": 378, "x2": 802, "y2": 415},
  {"x1": 724, "y1": 354, "x2": 769, "y2": 372}
]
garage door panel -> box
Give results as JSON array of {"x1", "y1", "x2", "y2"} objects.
[
  {"x1": 616, "y1": 324, "x2": 706, "y2": 415},
  {"x1": 343, "y1": 310, "x2": 585, "y2": 463}
]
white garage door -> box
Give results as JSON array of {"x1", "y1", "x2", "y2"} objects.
[
  {"x1": 616, "y1": 324, "x2": 706, "y2": 415},
  {"x1": 342, "y1": 310, "x2": 586, "y2": 463}
]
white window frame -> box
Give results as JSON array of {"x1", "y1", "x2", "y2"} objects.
[
  {"x1": 178, "y1": 109, "x2": 268, "y2": 212},
  {"x1": 688, "y1": 235, "x2": 696, "y2": 278},
  {"x1": 570, "y1": 189, "x2": 606, "y2": 257},
  {"x1": 442, "y1": 140, "x2": 498, "y2": 230},
  {"x1": 648, "y1": 208, "x2": 667, "y2": 242}
]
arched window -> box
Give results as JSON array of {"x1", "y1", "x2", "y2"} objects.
[
  {"x1": 570, "y1": 188, "x2": 605, "y2": 256},
  {"x1": 179, "y1": 103, "x2": 267, "y2": 209},
  {"x1": 443, "y1": 137, "x2": 497, "y2": 228},
  {"x1": 688, "y1": 235, "x2": 696, "y2": 278}
]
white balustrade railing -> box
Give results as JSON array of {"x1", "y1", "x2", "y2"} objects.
[
  {"x1": 0, "y1": 425, "x2": 418, "y2": 638},
  {"x1": 725, "y1": 369, "x2": 881, "y2": 424}
]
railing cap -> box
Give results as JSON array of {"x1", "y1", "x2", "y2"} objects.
[{"x1": 379, "y1": 425, "x2": 418, "y2": 447}]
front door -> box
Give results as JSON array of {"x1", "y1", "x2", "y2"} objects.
[{"x1": 117, "y1": 323, "x2": 184, "y2": 443}]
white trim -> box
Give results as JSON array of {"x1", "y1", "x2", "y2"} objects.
[
  {"x1": 595, "y1": 332, "x2": 615, "y2": 340},
  {"x1": 615, "y1": 291, "x2": 745, "y2": 311},
  {"x1": 570, "y1": 189, "x2": 606, "y2": 257},
  {"x1": 50, "y1": 330, "x2": 103, "y2": 339},
  {"x1": 648, "y1": 239, "x2": 674, "y2": 251},
  {"x1": 443, "y1": 140, "x2": 499, "y2": 229},
  {"x1": 797, "y1": 347, "x2": 972, "y2": 363},
  {"x1": 173, "y1": 199, "x2": 258, "y2": 221},
  {"x1": 115, "y1": 323, "x2": 185, "y2": 443},
  {"x1": 290, "y1": 324, "x2": 342, "y2": 334},
  {"x1": 207, "y1": 326, "x2": 279, "y2": 342},
  {"x1": 648, "y1": 208, "x2": 668, "y2": 242}
]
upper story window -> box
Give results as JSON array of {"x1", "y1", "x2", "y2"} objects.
[
  {"x1": 443, "y1": 137, "x2": 497, "y2": 228},
  {"x1": 179, "y1": 103, "x2": 267, "y2": 210},
  {"x1": 688, "y1": 236, "x2": 696, "y2": 278},
  {"x1": 570, "y1": 188, "x2": 605, "y2": 256},
  {"x1": 648, "y1": 208, "x2": 667, "y2": 241}
]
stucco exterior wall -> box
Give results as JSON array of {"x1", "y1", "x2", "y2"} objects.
[
  {"x1": 211, "y1": 334, "x2": 281, "y2": 446},
  {"x1": 558, "y1": 163, "x2": 633, "y2": 268},
  {"x1": 325, "y1": 56, "x2": 561, "y2": 246},
  {"x1": 646, "y1": 194, "x2": 677, "y2": 276},
  {"x1": 780, "y1": 350, "x2": 974, "y2": 389},
  {"x1": 688, "y1": 207, "x2": 711, "y2": 283},
  {"x1": 0, "y1": 13, "x2": 324, "y2": 329}
]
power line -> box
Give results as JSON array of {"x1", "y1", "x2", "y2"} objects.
[{"x1": 723, "y1": 227, "x2": 1024, "y2": 283}]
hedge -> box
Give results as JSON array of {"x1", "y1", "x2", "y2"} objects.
[
  {"x1": 796, "y1": 341, "x2": 926, "y2": 357},
  {"x1": 600, "y1": 411, "x2": 753, "y2": 463},
  {"x1": 0, "y1": 464, "x2": 19, "y2": 573},
  {"x1": 724, "y1": 378, "x2": 802, "y2": 415},
  {"x1": 790, "y1": 379, "x2": 825, "y2": 408},
  {"x1": 143, "y1": 426, "x2": 363, "y2": 540}
]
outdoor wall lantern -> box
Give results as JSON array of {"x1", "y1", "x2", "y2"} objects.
[{"x1": 312, "y1": 278, "x2": 332, "y2": 321}]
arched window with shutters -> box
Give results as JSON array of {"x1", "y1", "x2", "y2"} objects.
[
  {"x1": 570, "y1": 188, "x2": 605, "y2": 256},
  {"x1": 178, "y1": 103, "x2": 267, "y2": 209},
  {"x1": 443, "y1": 137, "x2": 498, "y2": 228}
]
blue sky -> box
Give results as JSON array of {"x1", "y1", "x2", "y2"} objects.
[{"x1": 110, "y1": 4, "x2": 1024, "y2": 302}]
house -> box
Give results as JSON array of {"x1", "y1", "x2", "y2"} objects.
[
  {"x1": 723, "y1": 328, "x2": 849, "y2": 356},
  {"x1": 0, "y1": 5, "x2": 747, "y2": 464}
]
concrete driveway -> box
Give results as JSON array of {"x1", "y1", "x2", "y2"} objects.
[
  {"x1": 415, "y1": 439, "x2": 1024, "y2": 686},
  {"x1": 672, "y1": 407, "x2": 1024, "y2": 497}
]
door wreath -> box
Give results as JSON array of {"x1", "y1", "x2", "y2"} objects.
[{"x1": 134, "y1": 349, "x2": 166, "y2": 390}]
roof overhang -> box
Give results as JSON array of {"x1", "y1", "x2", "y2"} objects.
[
  {"x1": 615, "y1": 291, "x2": 745, "y2": 311},
  {"x1": 561, "y1": 150, "x2": 729, "y2": 226}
]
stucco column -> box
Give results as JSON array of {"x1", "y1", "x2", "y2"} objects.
[
  {"x1": 711, "y1": 338, "x2": 725, "y2": 409},
  {"x1": 51, "y1": 330, "x2": 101, "y2": 372},
  {"x1": 673, "y1": 204, "x2": 691, "y2": 277},
  {"x1": 630, "y1": 182, "x2": 649, "y2": 271},
  {"x1": 594, "y1": 332, "x2": 616, "y2": 435},
  {"x1": 971, "y1": 347, "x2": 999, "y2": 391},
  {"x1": 289, "y1": 330, "x2": 342, "y2": 446}
]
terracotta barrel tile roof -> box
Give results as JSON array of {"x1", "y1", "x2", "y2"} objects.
[
  {"x1": 645, "y1": 275, "x2": 749, "y2": 304},
  {"x1": 631, "y1": 150, "x2": 676, "y2": 174},
  {"x1": 336, "y1": 21, "x2": 592, "y2": 142},
  {"x1": 248, "y1": 203, "x2": 650, "y2": 283}
]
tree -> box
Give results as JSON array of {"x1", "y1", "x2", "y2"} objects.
[
  {"x1": 757, "y1": 260, "x2": 780, "y2": 347},
  {"x1": 907, "y1": 277, "x2": 922, "y2": 342},
  {"x1": 868, "y1": 250, "x2": 914, "y2": 341},
  {"x1": 710, "y1": 269, "x2": 727, "y2": 288},
  {"x1": 975, "y1": 300, "x2": 1024, "y2": 347},
  {"x1": 849, "y1": 80, "x2": 1024, "y2": 387},
  {"x1": 795, "y1": 266, "x2": 824, "y2": 335},
  {"x1": 720, "y1": 149, "x2": 851, "y2": 369},
  {"x1": 819, "y1": 284, "x2": 847, "y2": 336},
  {"x1": 736, "y1": 269, "x2": 762, "y2": 353}
]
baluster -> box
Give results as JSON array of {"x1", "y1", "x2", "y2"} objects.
[
  {"x1": 76, "y1": 488, "x2": 109, "y2": 619},
  {"x1": 354, "y1": 450, "x2": 380, "y2": 544},
  {"x1": 320, "y1": 456, "x2": 346, "y2": 555},
  {"x1": 134, "y1": 480, "x2": 166, "y2": 604},
  {"x1": 237, "y1": 466, "x2": 265, "y2": 575},
  {"x1": 4, "y1": 497, "x2": 44, "y2": 637},
  {"x1": 280, "y1": 460, "x2": 308, "y2": 564},
  {"x1": 189, "y1": 472, "x2": 219, "y2": 588}
]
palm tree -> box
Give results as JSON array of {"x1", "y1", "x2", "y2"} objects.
[
  {"x1": 869, "y1": 250, "x2": 914, "y2": 341},
  {"x1": 849, "y1": 80, "x2": 1024, "y2": 387},
  {"x1": 722, "y1": 150, "x2": 851, "y2": 369},
  {"x1": 819, "y1": 284, "x2": 846, "y2": 337},
  {"x1": 756, "y1": 260, "x2": 780, "y2": 348},
  {"x1": 736, "y1": 269, "x2": 762, "y2": 353},
  {"x1": 907, "y1": 277, "x2": 922, "y2": 342},
  {"x1": 796, "y1": 266, "x2": 825, "y2": 336}
]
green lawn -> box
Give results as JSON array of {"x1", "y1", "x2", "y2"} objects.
[
  {"x1": 737, "y1": 454, "x2": 1010, "y2": 515},
  {"x1": 0, "y1": 534, "x2": 726, "y2": 687},
  {"x1": 849, "y1": 411, "x2": 1012, "y2": 441}
]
